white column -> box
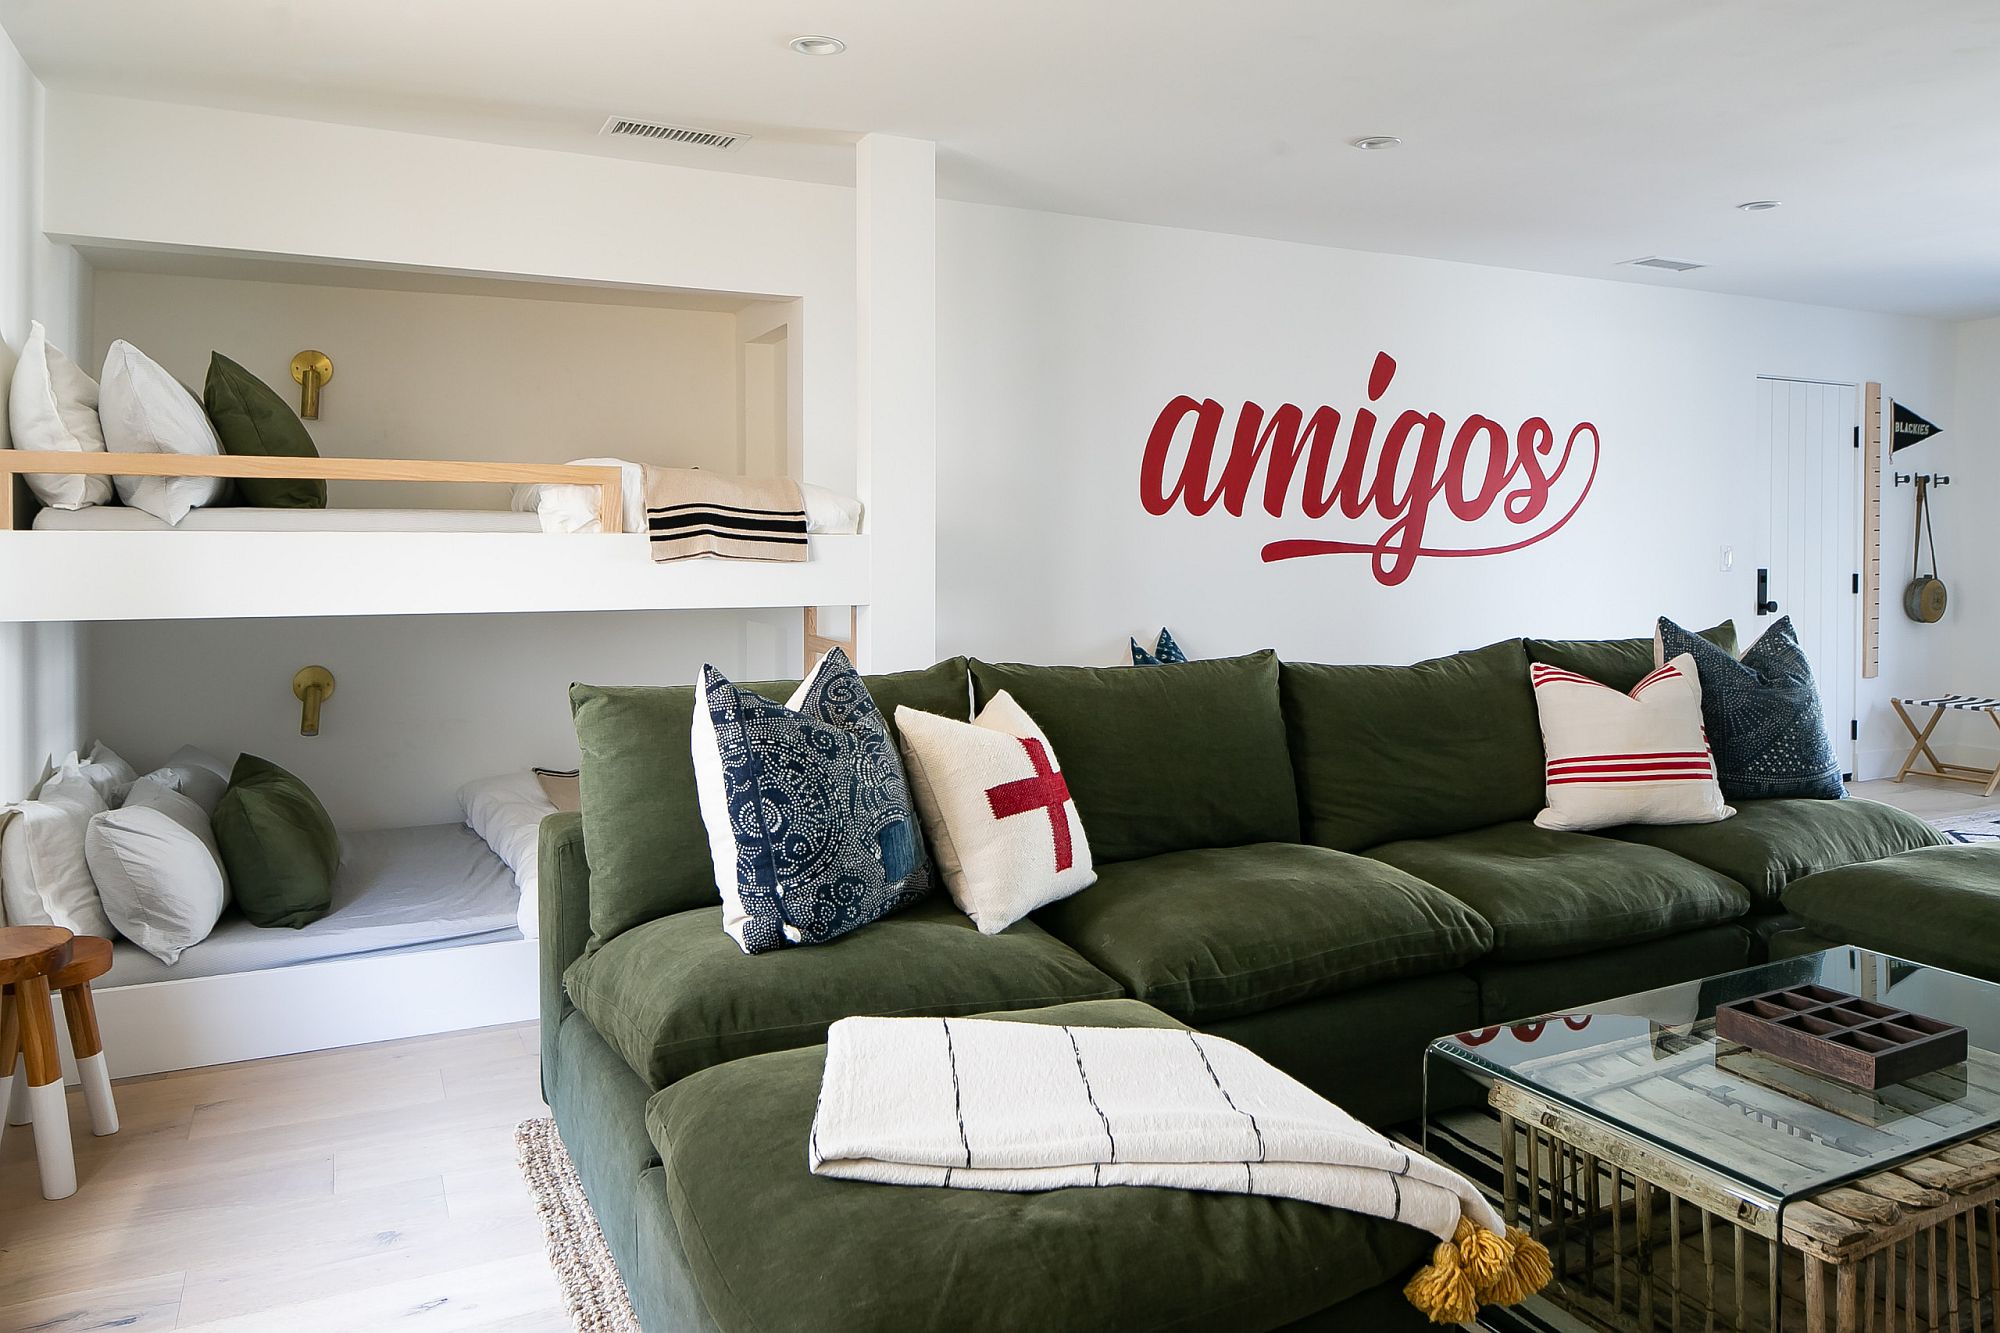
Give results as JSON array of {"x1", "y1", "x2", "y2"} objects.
[{"x1": 854, "y1": 134, "x2": 937, "y2": 672}]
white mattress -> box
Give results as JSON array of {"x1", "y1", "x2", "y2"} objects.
[
  {"x1": 102, "y1": 823, "x2": 522, "y2": 988},
  {"x1": 35, "y1": 506, "x2": 544, "y2": 533}
]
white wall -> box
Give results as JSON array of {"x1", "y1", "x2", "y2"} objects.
[
  {"x1": 936, "y1": 202, "x2": 1957, "y2": 778},
  {"x1": 91, "y1": 270, "x2": 749, "y2": 509},
  {"x1": 1935, "y1": 316, "x2": 2000, "y2": 767},
  {"x1": 0, "y1": 26, "x2": 88, "y2": 799},
  {"x1": 87, "y1": 609, "x2": 802, "y2": 830}
]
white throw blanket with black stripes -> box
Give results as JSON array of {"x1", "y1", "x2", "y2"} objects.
[
  {"x1": 644, "y1": 467, "x2": 809, "y2": 563},
  {"x1": 808, "y1": 1016, "x2": 1505, "y2": 1246}
]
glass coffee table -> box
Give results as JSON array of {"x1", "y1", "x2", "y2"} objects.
[{"x1": 1426, "y1": 947, "x2": 2000, "y2": 1332}]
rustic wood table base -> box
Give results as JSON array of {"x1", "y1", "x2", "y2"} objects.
[{"x1": 1497, "y1": 1082, "x2": 2000, "y2": 1332}]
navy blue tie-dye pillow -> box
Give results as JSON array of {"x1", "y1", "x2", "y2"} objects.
[
  {"x1": 692, "y1": 648, "x2": 931, "y2": 953},
  {"x1": 1657, "y1": 616, "x2": 1844, "y2": 800},
  {"x1": 1129, "y1": 627, "x2": 1189, "y2": 666}
]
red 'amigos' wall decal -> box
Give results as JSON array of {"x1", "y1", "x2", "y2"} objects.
[{"x1": 1138, "y1": 351, "x2": 1600, "y2": 586}]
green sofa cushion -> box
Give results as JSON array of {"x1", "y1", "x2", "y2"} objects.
[
  {"x1": 1525, "y1": 619, "x2": 1737, "y2": 692},
  {"x1": 564, "y1": 894, "x2": 1122, "y2": 1088},
  {"x1": 571, "y1": 659, "x2": 968, "y2": 948},
  {"x1": 1282, "y1": 640, "x2": 1543, "y2": 852},
  {"x1": 1367, "y1": 822, "x2": 1751, "y2": 962},
  {"x1": 968, "y1": 650, "x2": 1297, "y2": 864},
  {"x1": 202, "y1": 353, "x2": 327, "y2": 508},
  {"x1": 645, "y1": 999, "x2": 1433, "y2": 1333},
  {"x1": 1601, "y1": 798, "x2": 1947, "y2": 912},
  {"x1": 1032, "y1": 842, "x2": 1492, "y2": 1023},
  {"x1": 1783, "y1": 845, "x2": 2000, "y2": 983},
  {"x1": 211, "y1": 753, "x2": 340, "y2": 929}
]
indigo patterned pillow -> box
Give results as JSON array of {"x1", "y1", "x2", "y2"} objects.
[
  {"x1": 1657, "y1": 616, "x2": 1844, "y2": 800},
  {"x1": 1129, "y1": 627, "x2": 1189, "y2": 666},
  {"x1": 691, "y1": 648, "x2": 931, "y2": 954}
]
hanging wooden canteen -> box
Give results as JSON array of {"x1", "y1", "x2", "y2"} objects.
[{"x1": 1904, "y1": 475, "x2": 1947, "y2": 623}]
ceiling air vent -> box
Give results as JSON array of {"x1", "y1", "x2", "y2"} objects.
[
  {"x1": 601, "y1": 116, "x2": 746, "y2": 151},
  {"x1": 1623, "y1": 256, "x2": 1707, "y2": 272}
]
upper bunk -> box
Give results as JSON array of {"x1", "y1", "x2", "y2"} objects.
[{"x1": 0, "y1": 248, "x2": 871, "y2": 622}]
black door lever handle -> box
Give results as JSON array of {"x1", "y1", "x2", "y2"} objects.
[{"x1": 1756, "y1": 567, "x2": 1780, "y2": 616}]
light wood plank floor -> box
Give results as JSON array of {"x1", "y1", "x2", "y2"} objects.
[
  {"x1": 0, "y1": 778, "x2": 1980, "y2": 1332},
  {"x1": 0, "y1": 1021, "x2": 567, "y2": 1332}
]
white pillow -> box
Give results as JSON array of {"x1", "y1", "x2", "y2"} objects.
[
  {"x1": 458, "y1": 770, "x2": 557, "y2": 940},
  {"x1": 99, "y1": 340, "x2": 228, "y2": 525},
  {"x1": 801, "y1": 483, "x2": 864, "y2": 534},
  {"x1": 59, "y1": 741, "x2": 139, "y2": 807},
  {"x1": 85, "y1": 773, "x2": 228, "y2": 964},
  {"x1": 1, "y1": 758, "x2": 113, "y2": 935},
  {"x1": 6, "y1": 320, "x2": 113, "y2": 509},
  {"x1": 894, "y1": 690, "x2": 1096, "y2": 934},
  {"x1": 1530, "y1": 652, "x2": 1734, "y2": 832},
  {"x1": 156, "y1": 745, "x2": 231, "y2": 816}
]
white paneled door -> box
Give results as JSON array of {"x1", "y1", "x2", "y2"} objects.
[{"x1": 1759, "y1": 376, "x2": 1861, "y2": 775}]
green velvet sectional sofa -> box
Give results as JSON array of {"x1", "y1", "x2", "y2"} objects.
[{"x1": 539, "y1": 630, "x2": 1949, "y2": 1332}]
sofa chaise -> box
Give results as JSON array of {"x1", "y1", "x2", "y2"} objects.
[{"x1": 539, "y1": 629, "x2": 1949, "y2": 1331}]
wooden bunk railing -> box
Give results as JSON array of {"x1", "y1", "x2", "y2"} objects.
[{"x1": 0, "y1": 454, "x2": 624, "y2": 533}]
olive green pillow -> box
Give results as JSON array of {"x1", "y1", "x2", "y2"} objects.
[
  {"x1": 202, "y1": 353, "x2": 327, "y2": 508},
  {"x1": 1525, "y1": 620, "x2": 1738, "y2": 693},
  {"x1": 1282, "y1": 640, "x2": 1544, "y2": 853},
  {"x1": 213, "y1": 753, "x2": 340, "y2": 928},
  {"x1": 968, "y1": 650, "x2": 1298, "y2": 865},
  {"x1": 571, "y1": 659, "x2": 972, "y2": 950}
]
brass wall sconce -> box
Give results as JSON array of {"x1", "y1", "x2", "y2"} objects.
[
  {"x1": 290, "y1": 350, "x2": 333, "y2": 420},
  {"x1": 292, "y1": 666, "x2": 336, "y2": 737}
]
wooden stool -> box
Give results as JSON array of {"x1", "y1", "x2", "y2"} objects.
[
  {"x1": 0, "y1": 925, "x2": 78, "y2": 1199},
  {"x1": 1891, "y1": 693, "x2": 2000, "y2": 795}
]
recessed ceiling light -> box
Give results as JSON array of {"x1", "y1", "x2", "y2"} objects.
[
  {"x1": 789, "y1": 35, "x2": 846, "y2": 56},
  {"x1": 1351, "y1": 136, "x2": 1402, "y2": 151},
  {"x1": 1736, "y1": 200, "x2": 1781, "y2": 212}
]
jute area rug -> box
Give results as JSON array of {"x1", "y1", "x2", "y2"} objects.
[{"x1": 516, "y1": 1117, "x2": 644, "y2": 1333}]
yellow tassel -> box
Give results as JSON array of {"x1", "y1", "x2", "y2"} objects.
[
  {"x1": 1403, "y1": 1240, "x2": 1479, "y2": 1325},
  {"x1": 1476, "y1": 1225, "x2": 1555, "y2": 1306},
  {"x1": 1453, "y1": 1216, "x2": 1512, "y2": 1287}
]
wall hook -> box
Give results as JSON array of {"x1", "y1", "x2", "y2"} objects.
[
  {"x1": 1894, "y1": 472, "x2": 1952, "y2": 488},
  {"x1": 292, "y1": 666, "x2": 335, "y2": 737},
  {"x1": 290, "y1": 350, "x2": 333, "y2": 420}
]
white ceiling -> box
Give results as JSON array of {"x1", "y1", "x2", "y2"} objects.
[{"x1": 6, "y1": 1, "x2": 1998, "y2": 319}]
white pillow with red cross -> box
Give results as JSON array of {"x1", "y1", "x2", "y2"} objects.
[{"x1": 895, "y1": 691, "x2": 1097, "y2": 934}]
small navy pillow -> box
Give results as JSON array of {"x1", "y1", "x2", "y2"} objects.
[
  {"x1": 1657, "y1": 616, "x2": 1844, "y2": 800},
  {"x1": 1129, "y1": 627, "x2": 1189, "y2": 666},
  {"x1": 695, "y1": 648, "x2": 931, "y2": 953}
]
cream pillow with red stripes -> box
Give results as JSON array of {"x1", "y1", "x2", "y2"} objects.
[
  {"x1": 895, "y1": 691, "x2": 1096, "y2": 934},
  {"x1": 1530, "y1": 653, "x2": 1734, "y2": 832}
]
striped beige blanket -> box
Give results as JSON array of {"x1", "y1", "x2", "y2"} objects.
[{"x1": 645, "y1": 468, "x2": 808, "y2": 562}]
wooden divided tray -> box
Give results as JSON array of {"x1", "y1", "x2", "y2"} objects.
[{"x1": 1713, "y1": 984, "x2": 1968, "y2": 1089}]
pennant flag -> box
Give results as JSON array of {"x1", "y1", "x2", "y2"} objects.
[{"x1": 1892, "y1": 401, "x2": 1941, "y2": 453}]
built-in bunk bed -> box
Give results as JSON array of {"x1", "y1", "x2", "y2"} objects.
[{"x1": 0, "y1": 260, "x2": 870, "y2": 1080}]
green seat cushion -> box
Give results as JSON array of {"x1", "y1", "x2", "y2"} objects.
[
  {"x1": 645, "y1": 999, "x2": 1433, "y2": 1333},
  {"x1": 571, "y1": 659, "x2": 968, "y2": 948},
  {"x1": 202, "y1": 353, "x2": 326, "y2": 508},
  {"x1": 967, "y1": 651, "x2": 1296, "y2": 864},
  {"x1": 1525, "y1": 619, "x2": 1737, "y2": 692},
  {"x1": 1366, "y1": 822, "x2": 1751, "y2": 962},
  {"x1": 564, "y1": 894, "x2": 1122, "y2": 1088},
  {"x1": 1601, "y1": 798, "x2": 1947, "y2": 912},
  {"x1": 1783, "y1": 845, "x2": 2000, "y2": 983},
  {"x1": 1031, "y1": 843, "x2": 1492, "y2": 1023},
  {"x1": 211, "y1": 753, "x2": 340, "y2": 929},
  {"x1": 1282, "y1": 640, "x2": 1543, "y2": 852}
]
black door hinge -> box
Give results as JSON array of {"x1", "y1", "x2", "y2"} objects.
[
  {"x1": 1853, "y1": 572, "x2": 1861, "y2": 593},
  {"x1": 1853, "y1": 426, "x2": 1861, "y2": 449},
  {"x1": 1851, "y1": 719, "x2": 1859, "y2": 740}
]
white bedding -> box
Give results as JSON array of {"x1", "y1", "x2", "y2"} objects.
[
  {"x1": 459, "y1": 770, "x2": 557, "y2": 938},
  {"x1": 510, "y1": 457, "x2": 864, "y2": 535},
  {"x1": 35, "y1": 506, "x2": 543, "y2": 533}
]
